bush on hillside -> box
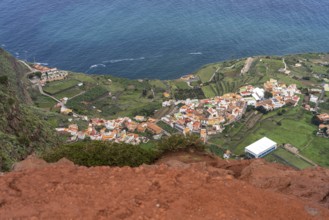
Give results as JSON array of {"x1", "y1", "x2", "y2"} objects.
[
  {"x1": 0, "y1": 76, "x2": 8, "y2": 85},
  {"x1": 157, "y1": 134, "x2": 205, "y2": 154},
  {"x1": 43, "y1": 141, "x2": 159, "y2": 167}
]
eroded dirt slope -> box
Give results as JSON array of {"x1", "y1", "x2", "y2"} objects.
[{"x1": 0, "y1": 156, "x2": 329, "y2": 219}]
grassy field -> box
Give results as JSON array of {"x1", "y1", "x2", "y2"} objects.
[
  {"x1": 202, "y1": 85, "x2": 217, "y2": 98},
  {"x1": 149, "y1": 80, "x2": 167, "y2": 90},
  {"x1": 34, "y1": 96, "x2": 57, "y2": 109},
  {"x1": 266, "y1": 148, "x2": 313, "y2": 170},
  {"x1": 54, "y1": 87, "x2": 84, "y2": 99},
  {"x1": 172, "y1": 81, "x2": 190, "y2": 90},
  {"x1": 209, "y1": 106, "x2": 329, "y2": 168},
  {"x1": 195, "y1": 63, "x2": 220, "y2": 83},
  {"x1": 43, "y1": 79, "x2": 80, "y2": 95},
  {"x1": 68, "y1": 72, "x2": 96, "y2": 83}
]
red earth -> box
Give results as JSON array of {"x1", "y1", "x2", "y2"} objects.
[{"x1": 0, "y1": 154, "x2": 328, "y2": 219}]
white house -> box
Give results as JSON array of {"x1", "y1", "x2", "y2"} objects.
[
  {"x1": 252, "y1": 88, "x2": 265, "y2": 101},
  {"x1": 310, "y1": 95, "x2": 319, "y2": 103},
  {"x1": 245, "y1": 137, "x2": 277, "y2": 158}
]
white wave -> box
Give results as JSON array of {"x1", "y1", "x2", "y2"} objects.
[
  {"x1": 35, "y1": 62, "x2": 49, "y2": 66},
  {"x1": 90, "y1": 64, "x2": 106, "y2": 69},
  {"x1": 189, "y1": 52, "x2": 203, "y2": 55},
  {"x1": 103, "y1": 57, "x2": 145, "y2": 64},
  {"x1": 1, "y1": 44, "x2": 6, "y2": 47},
  {"x1": 15, "y1": 52, "x2": 20, "y2": 56}
]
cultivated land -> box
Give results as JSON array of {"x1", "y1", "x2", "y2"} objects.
[{"x1": 30, "y1": 53, "x2": 329, "y2": 168}]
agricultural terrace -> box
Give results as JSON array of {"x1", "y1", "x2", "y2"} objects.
[{"x1": 209, "y1": 105, "x2": 329, "y2": 168}]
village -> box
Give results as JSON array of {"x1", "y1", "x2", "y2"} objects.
[
  {"x1": 27, "y1": 61, "x2": 329, "y2": 148},
  {"x1": 56, "y1": 78, "x2": 303, "y2": 144},
  {"x1": 56, "y1": 116, "x2": 163, "y2": 145},
  {"x1": 160, "y1": 78, "x2": 301, "y2": 142},
  {"x1": 22, "y1": 55, "x2": 329, "y2": 169}
]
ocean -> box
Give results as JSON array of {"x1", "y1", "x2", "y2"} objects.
[{"x1": 1, "y1": 0, "x2": 329, "y2": 79}]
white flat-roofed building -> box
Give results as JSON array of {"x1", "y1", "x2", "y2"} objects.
[{"x1": 245, "y1": 137, "x2": 277, "y2": 158}]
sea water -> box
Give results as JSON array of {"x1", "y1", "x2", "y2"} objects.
[{"x1": 1, "y1": 0, "x2": 329, "y2": 79}]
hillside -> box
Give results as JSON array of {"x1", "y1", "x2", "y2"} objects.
[
  {"x1": 1, "y1": 48, "x2": 329, "y2": 170},
  {"x1": 0, "y1": 49, "x2": 62, "y2": 171},
  {"x1": 0, "y1": 156, "x2": 328, "y2": 219}
]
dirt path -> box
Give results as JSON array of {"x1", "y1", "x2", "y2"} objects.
[
  {"x1": 209, "y1": 65, "x2": 221, "y2": 82},
  {"x1": 240, "y1": 57, "x2": 254, "y2": 75}
]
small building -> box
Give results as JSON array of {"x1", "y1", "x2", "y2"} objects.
[
  {"x1": 310, "y1": 94, "x2": 319, "y2": 103},
  {"x1": 147, "y1": 123, "x2": 163, "y2": 135},
  {"x1": 163, "y1": 92, "x2": 171, "y2": 98},
  {"x1": 245, "y1": 137, "x2": 277, "y2": 158},
  {"x1": 134, "y1": 116, "x2": 146, "y2": 122},
  {"x1": 200, "y1": 129, "x2": 207, "y2": 143},
  {"x1": 252, "y1": 88, "x2": 265, "y2": 101}
]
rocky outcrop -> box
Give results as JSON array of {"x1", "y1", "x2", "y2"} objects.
[
  {"x1": 0, "y1": 157, "x2": 329, "y2": 219},
  {"x1": 239, "y1": 160, "x2": 329, "y2": 209}
]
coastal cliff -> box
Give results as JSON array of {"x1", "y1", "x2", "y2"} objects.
[{"x1": 0, "y1": 49, "x2": 61, "y2": 170}]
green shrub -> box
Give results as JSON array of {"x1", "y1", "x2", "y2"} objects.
[
  {"x1": 157, "y1": 134, "x2": 205, "y2": 154},
  {"x1": 0, "y1": 76, "x2": 8, "y2": 85},
  {"x1": 43, "y1": 141, "x2": 159, "y2": 167}
]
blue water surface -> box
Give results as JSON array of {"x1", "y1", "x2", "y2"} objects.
[{"x1": 1, "y1": 0, "x2": 329, "y2": 79}]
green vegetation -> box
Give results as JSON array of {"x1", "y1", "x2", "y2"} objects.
[
  {"x1": 195, "y1": 63, "x2": 220, "y2": 83},
  {"x1": 0, "y1": 49, "x2": 62, "y2": 171},
  {"x1": 54, "y1": 87, "x2": 84, "y2": 99},
  {"x1": 43, "y1": 79, "x2": 80, "y2": 95},
  {"x1": 149, "y1": 80, "x2": 167, "y2": 90},
  {"x1": 39, "y1": 74, "x2": 167, "y2": 118},
  {"x1": 43, "y1": 141, "x2": 158, "y2": 167},
  {"x1": 174, "y1": 88, "x2": 205, "y2": 100},
  {"x1": 156, "y1": 121, "x2": 177, "y2": 134},
  {"x1": 265, "y1": 148, "x2": 313, "y2": 170},
  {"x1": 202, "y1": 85, "x2": 217, "y2": 98},
  {"x1": 34, "y1": 95, "x2": 57, "y2": 109},
  {"x1": 0, "y1": 76, "x2": 8, "y2": 85},
  {"x1": 157, "y1": 134, "x2": 206, "y2": 154},
  {"x1": 172, "y1": 81, "x2": 190, "y2": 90},
  {"x1": 210, "y1": 106, "x2": 329, "y2": 167},
  {"x1": 2, "y1": 47, "x2": 329, "y2": 171},
  {"x1": 66, "y1": 87, "x2": 108, "y2": 114},
  {"x1": 43, "y1": 135, "x2": 206, "y2": 167}
]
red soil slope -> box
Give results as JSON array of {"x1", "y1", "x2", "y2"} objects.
[{"x1": 0, "y1": 155, "x2": 328, "y2": 219}]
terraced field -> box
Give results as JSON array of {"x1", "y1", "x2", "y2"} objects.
[{"x1": 43, "y1": 79, "x2": 80, "y2": 95}]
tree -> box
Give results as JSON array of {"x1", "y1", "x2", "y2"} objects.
[
  {"x1": 311, "y1": 116, "x2": 321, "y2": 126},
  {"x1": 256, "y1": 106, "x2": 268, "y2": 114},
  {"x1": 264, "y1": 91, "x2": 273, "y2": 99},
  {"x1": 142, "y1": 89, "x2": 147, "y2": 97},
  {"x1": 35, "y1": 71, "x2": 42, "y2": 78},
  {"x1": 246, "y1": 105, "x2": 255, "y2": 112}
]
